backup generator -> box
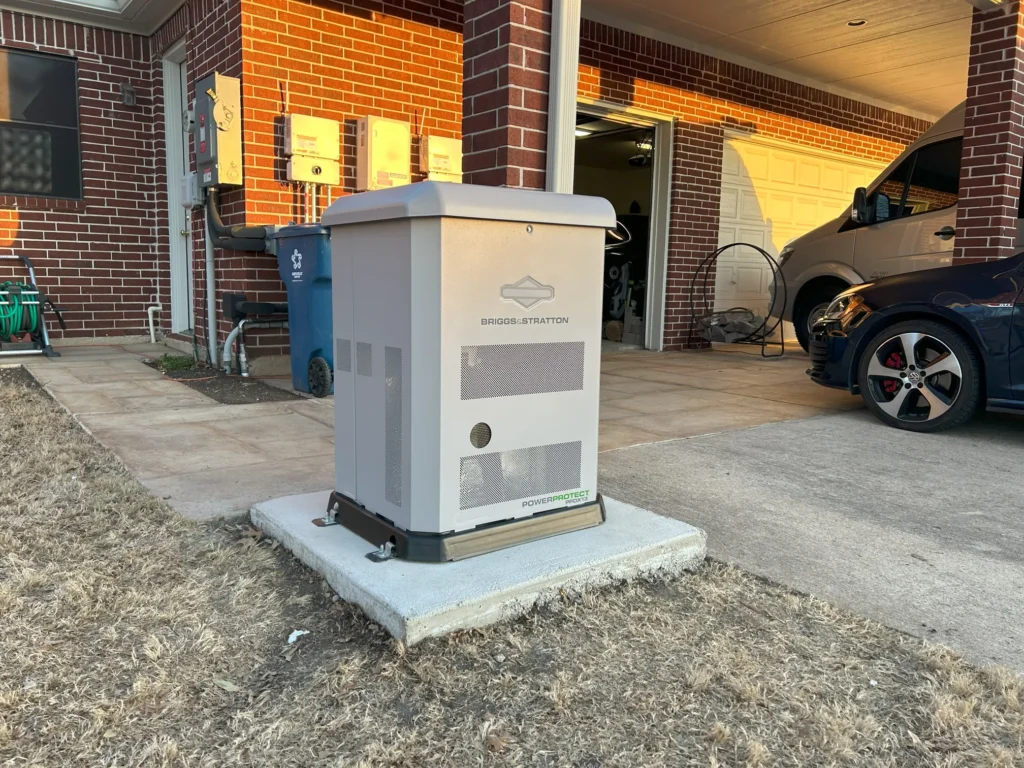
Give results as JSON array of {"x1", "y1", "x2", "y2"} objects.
[{"x1": 321, "y1": 182, "x2": 615, "y2": 561}]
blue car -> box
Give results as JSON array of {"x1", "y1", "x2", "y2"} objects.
[{"x1": 808, "y1": 253, "x2": 1024, "y2": 432}]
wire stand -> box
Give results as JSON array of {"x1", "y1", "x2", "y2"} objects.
[{"x1": 685, "y1": 242, "x2": 787, "y2": 359}]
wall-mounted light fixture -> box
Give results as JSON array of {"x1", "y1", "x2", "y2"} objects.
[{"x1": 121, "y1": 82, "x2": 137, "y2": 107}]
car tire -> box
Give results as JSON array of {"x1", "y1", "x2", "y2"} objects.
[
  {"x1": 794, "y1": 282, "x2": 846, "y2": 352},
  {"x1": 856, "y1": 319, "x2": 981, "y2": 433}
]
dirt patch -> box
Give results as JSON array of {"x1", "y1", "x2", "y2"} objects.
[
  {"x1": 1, "y1": 372, "x2": 1023, "y2": 767},
  {"x1": 145, "y1": 354, "x2": 302, "y2": 405},
  {"x1": 0, "y1": 365, "x2": 37, "y2": 389}
]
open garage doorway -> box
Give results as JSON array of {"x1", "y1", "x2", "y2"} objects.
[{"x1": 573, "y1": 106, "x2": 672, "y2": 351}]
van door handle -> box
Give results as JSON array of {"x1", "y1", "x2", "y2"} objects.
[{"x1": 934, "y1": 226, "x2": 956, "y2": 240}]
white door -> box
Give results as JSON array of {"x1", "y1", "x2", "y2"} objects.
[
  {"x1": 163, "y1": 44, "x2": 194, "y2": 333},
  {"x1": 716, "y1": 134, "x2": 886, "y2": 317}
]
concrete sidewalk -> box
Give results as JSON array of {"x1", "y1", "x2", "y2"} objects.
[
  {"x1": 16, "y1": 344, "x2": 334, "y2": 519},
  {"x1": 599, "y1": 408, "x2": 1024, "y2": 671}
]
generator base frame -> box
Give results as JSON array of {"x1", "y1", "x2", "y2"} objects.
[
  {"x1": 0, "y1": 254, "x2": 64, "y2": 358},
  {"x1": 323, "y1": 490, "x2": 607, "y2": 563}
]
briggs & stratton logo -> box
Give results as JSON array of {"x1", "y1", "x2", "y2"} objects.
[{"x1": 500, "y1": 276, "x2": 554, "y2": 310}]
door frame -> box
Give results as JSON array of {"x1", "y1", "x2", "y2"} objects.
[
  {"x1": 575, "y1": 98, "x2": 674, "y2": 351},
  {"x1": 162, "y1": 39, "x2": 192, "y2": 333}
]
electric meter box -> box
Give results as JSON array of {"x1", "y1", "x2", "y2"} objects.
[
  {"x1": 287, "y1": 156, "x2": 341, "y2": 186},
  {"x1": 284, "y1": 114, "x2": 340, "y2": 160},
  {"x1": 356, "y1": 116, "x2": 411, "y2": 192},
  {"x1": 419, "y1": 135, "x2": 463, "y2": 183},
  {"x1": 194, "y1": 72, "x2": 243, "y2": 188},
  {"x1": 321, "y1": 182, "x2": 615, "y2": 562}
]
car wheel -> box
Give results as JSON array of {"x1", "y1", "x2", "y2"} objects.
[
  {"x1": 856, "y1": 320, "x2": 981, "y2": 433},
  {"x1": 794, "y1": 282, "x2": 846, "y2": 352}
]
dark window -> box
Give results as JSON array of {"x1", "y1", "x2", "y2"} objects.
[
  {"x1": 904, "y1": 138, "x2": 961, "y2": 217},
  {"x1": 867, "y1": 156, "x2": 912, "y2": 224},
  {"x1": 862, "y1": 138, "x2": 962, "y2": 227},
  {"x1": 0, "y1": 48, "x2": 81, "y2": 199}
]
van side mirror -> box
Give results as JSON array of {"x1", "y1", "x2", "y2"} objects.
[{"x1": 852, "y1": 187, "x2": 869, "y2": 223}]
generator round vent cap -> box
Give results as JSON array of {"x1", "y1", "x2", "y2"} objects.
[{"x1": 470, "y1": 422, "x2": 492, "y2": 449}]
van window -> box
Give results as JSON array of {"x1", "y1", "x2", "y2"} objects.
[
  {"x1": 860, "y1": 137, "x2": 962, "y2": 227},
  {"x1": 869, "y1": 157, "x2": 912, "y2": 224},
  {"x1": 904, "y1": 138, "x2": 961, "y2": 216}
]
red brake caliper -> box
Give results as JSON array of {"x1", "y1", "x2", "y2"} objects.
[{"x1": 881, "y1": 351, "x2": 903, "y2": 394}]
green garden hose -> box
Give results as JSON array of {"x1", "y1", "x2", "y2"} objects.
[{"x1": 0, "y1": 282, "x2": 40, "y2": 342}]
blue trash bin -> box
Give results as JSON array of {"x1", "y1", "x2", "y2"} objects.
[{"x1": 274, "y1": 224, "x2": 334, "y2": 397}]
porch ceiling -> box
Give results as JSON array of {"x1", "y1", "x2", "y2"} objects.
[
  {"x1": 582, "y1": 0, "x2": 973, "y2": 120},
  {"x1": 0, "y1": 0, "x2": 183, "y2": 35}
]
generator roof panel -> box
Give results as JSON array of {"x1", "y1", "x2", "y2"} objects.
[{"x1": 321, "y1": 181, "x2": 616, "y2": 229}]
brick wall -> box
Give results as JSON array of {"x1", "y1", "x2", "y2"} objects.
[
  {"x1": 2, "y1": 1, "x2": 936, "y2": 355},
  {"x1": 954, "y1": 3, "x2": 1024, "y2": 265},
  {"x1": 462, "y1": 0, "x2": 550, "y2": 188},
  {"x1": 0, "y1": 11, "x2": 158, "y2": 339},
  {"x1": 229, "y1": 0, "x2": 462, "y2": 356},
  {"x1": 577, "y1": 20, "x2": 932, "y2": 349}
]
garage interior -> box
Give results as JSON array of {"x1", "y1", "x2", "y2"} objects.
[{"x1": 574, "y1": 112, "x2": 655, "y2": 351}]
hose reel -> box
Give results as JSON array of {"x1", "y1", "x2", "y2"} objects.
[
  {"x1": 0, "y1": 282, "x2": 42, "y2": 341},
  {"x1": 0, "y1": 254, "x2": 65, "y2": 358}
]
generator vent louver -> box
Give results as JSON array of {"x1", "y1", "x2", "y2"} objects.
[
  {"x1": 356, "y1": 341, "x2": 372, "y2": 377},
  {"x1": 459, "y1": 441, "x2": 582, "y2": 510},
  {"x1": 384, "y1": 346, "x2": 403, "y2": 507},
  {"x1": 461, "y1": 341, "x2": 585, "y2": 400},
  {"x1": 336, "y1": 338, "x2": 352, "y2": 373}
]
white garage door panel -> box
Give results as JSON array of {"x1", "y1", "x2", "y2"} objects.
[{"x1": 716, "y1": 134, "x2": 887, "y2": 316}]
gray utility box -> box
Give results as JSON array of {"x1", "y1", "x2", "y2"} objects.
[
  {"x1": 321, "y1": 181, "x2": 615, "y2": 562},
  {"x1": 194, "y1": 72, "x2": 243, "y2": 188}
]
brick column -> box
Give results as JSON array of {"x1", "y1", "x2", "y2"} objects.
[
  {"x1": 954, "y1": 2, "x2": 1024, "y2": 264},
  {"x1": 462, "y1": 0, "x2": 551, "y2": 188}
]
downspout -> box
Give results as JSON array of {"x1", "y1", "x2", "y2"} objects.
[{"x1": 545, "y1": 0, "x2": 583, "y2": 194}]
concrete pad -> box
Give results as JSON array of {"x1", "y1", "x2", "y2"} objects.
[{"x1": 251, "y1": 492, "x2": 706, "y2": 644}]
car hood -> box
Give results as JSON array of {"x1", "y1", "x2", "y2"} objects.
[{"x1": 850, "y1": 252, "x2": 1024, "y2": 310}]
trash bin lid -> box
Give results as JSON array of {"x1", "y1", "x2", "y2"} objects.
[
  {"x1": 271, "y1": 224, "x2": 329, "y2": 239},
  {"x1": 321, "y1": 181, "x2": 615, "y2": 229}
]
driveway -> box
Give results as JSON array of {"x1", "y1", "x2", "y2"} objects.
[{"x1": 599, "y1": 406, "x2": 1024, "y2": 671}]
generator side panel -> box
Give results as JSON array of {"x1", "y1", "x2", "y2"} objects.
[
  {"x1": 437, "y1": 218, "x2": 604, "y2": 533},
  {"x1": 406, "y1": 219, "x2": 444, "y2": 533},
  {"x1": 347, "y1": 219, "x2": 414, "y2": 530},
  {"x1": 331, "y1": 223, "x2": 358, "y2": 500}
]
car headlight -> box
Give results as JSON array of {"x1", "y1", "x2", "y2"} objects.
[
  {"x1": 777, "y1": 247, "x2": 794, "y2": 269},
  {"x1": 822, "y1": 292, "x2": 871, "y2": 327}
]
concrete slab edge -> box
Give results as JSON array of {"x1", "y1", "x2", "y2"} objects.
[{"x1": 251, "y1": 504, "x2": 706, "y2": 645}]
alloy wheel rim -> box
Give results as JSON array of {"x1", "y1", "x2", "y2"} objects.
[
  {"x1": 807, "y1": 302, "x2": 831, "y2": 334},
  {"x1": 865, "y1": 332, "x2": 962, "y2": 422}
]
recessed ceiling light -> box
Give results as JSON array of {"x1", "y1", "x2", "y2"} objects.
[
  {"x1": 575, "y1": 128, "x2": 592, "y2": 138},
  {"x1": 846, "y1": 19, "x2": 867, "y2": 27}
]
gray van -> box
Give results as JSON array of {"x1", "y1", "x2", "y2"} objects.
[{"x1": 772, "y1": 102, "x2": 1020, "y2": 351}]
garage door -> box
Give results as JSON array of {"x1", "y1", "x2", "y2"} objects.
[{"x1": 715, "y1": 133, "x2": 886, "y2": 316}]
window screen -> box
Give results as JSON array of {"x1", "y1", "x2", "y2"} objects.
[{"x1": 0, "y1": 48, "x2": 81, "y2": 199}]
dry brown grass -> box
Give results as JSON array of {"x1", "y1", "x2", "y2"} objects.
[{"x1": 1, "y1": 366, "x2": 1023, "y2": 767}]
